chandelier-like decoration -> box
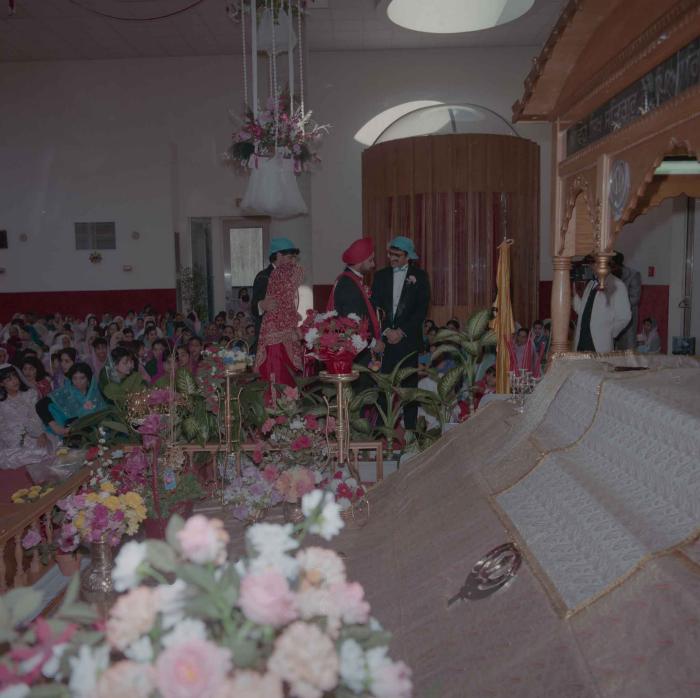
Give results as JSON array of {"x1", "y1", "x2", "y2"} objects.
[{"x1": 225, "y1": 0, "x2": 329, "y2": 218}]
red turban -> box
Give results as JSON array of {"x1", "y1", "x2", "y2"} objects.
[{"x1": 342, "y1": 238, "x2": 374, "y2": 265}]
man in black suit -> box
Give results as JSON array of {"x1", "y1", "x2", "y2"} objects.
[
  {"x1": 329, "y1": 238, "x2": 384, "y2": 379},
  {"x1": 371, "y1": 236, "x2": 430, "y2": 429},
  {"x1": 250, "y1": 237, "x2": 299, "y2": 351}
]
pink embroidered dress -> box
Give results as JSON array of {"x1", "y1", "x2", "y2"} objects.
[{"x1": 254, "y1": 262, "x2": 304, "y2": 387}]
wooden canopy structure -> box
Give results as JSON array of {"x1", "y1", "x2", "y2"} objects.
[{"x1": 514, "y1": 0, "x2": 700, "y2": 353}]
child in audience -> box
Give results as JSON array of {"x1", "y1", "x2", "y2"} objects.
[{"x1": 20, "y1": 356, "x2": 52, "y2": 398}]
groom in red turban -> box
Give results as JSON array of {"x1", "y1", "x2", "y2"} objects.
[{"x1": 327, "y1": 238, "x2": 384, "y2": 373}]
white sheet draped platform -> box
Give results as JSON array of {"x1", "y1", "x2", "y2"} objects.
[{"x1": 496, "y1": 362, "x2": 700, "y2": 613}]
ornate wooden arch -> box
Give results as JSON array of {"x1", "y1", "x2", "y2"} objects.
[
  {"x1": 614, "y1": 137, "x2": 700, "y2": 236},
  {"x1": 558, "y1": 174, "x2": 600, "y2": 256}
]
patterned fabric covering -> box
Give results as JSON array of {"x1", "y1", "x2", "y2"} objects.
[
  {"x1": 221, "y1": 354, "x2": 700, "y2": 697},
  {"x1": 253, "y1": 262, "x2": 304, "y2": 377}
]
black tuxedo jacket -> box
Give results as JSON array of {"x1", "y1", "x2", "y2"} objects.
[
  {"x1": 371, "y1": 264, "x2": 430, "y2": 371},
  {"x1": 333, "y1": 268, "x2": 373, "y2": 368},
  {"x1": 251, "y1": 264, "x2": 273, "y2": 343},
  {"x1": 333, "y1": 268, "x2": 368, "y2": 319}
]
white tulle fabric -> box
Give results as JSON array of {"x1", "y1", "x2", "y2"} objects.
[
  {"x1": 241, "y1": 154, "x2": 307, "y2": 219},
  {"x1": 497, "y1": 365, "x2": 700, "y2": 611}
]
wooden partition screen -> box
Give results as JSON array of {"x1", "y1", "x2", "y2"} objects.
[{"x1": 362, "y1": 134, "x2": 539, "y2": 327}]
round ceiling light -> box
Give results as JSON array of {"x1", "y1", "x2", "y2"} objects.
[{"x1": 387, "y1": 0, "x2": 535, "y2": 34}]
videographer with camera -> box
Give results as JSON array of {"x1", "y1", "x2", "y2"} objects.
[{"x1": 571, "y1": 255, "x2": 631, "y2": 353}]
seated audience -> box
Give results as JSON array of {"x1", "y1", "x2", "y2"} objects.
[{"x1": 145, "y1": 338, "x2": 171, "y2": 383}]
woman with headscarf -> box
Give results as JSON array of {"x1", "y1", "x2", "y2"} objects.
[
  {"x1": 98, "y1": 346, "x2": 146, "y2": 399},
  {"x1": 636, "y1": 317, "x2": 661, "y2": 353},
  {"x1": 36, "y1": 362, "x2": 107, "y2": 437},
  {"x1": 49, "y1": 346, "x2": 78, "y2": 390},
  {"x1": 253, "y1": 256, "x2": 304, "y2": 388},
  {"x1": 0, "y1": 364, "x2": 53, "y2": 500}
]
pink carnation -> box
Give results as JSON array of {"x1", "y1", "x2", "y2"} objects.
[
  {"x1": 155, "y1": 639, "x2": 231, "y2": 698},
  {"x1": 96, "y1": 660, "x2": 155, "y2": 698},
  {"x1": 262, "y1": 464, "x2": 279, "y2": 483},
  {"x1": 176, "y1": 515, "x2": 229, "y2": 565},
  {"x1": 304, "y1": 414, "x2": 319, "y2": 430},
  {"x1": 21, "y1": 528, "x2": 42, "y2": 549},
  {"x1": 261, "y1": 417, "x2": 276, "y2": 434},
  {"x1": 106, "y1": 587, "x2": 157, "y2": 650},
  {"x1": 239, "y1": 570, "x2": 298, "y2": 627},
  {"x1": 329, "y1": 581, "x2": 370, "y2": 624},
  {"x1": 283, "y1": 386, "x2": 299, "y2": 401},
  {"x1": 214, "y1": 671, "x2": 283, "y2": 698},
  {"x1": 290, "y1": 434, "x2": 312, "y2": 452}
]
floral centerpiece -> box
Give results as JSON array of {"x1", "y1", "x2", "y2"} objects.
[
  {"x1": 56, "y1": 482, "x2": 146, "y2": 551},
  {"x1": 0, "y1": 492, "x2": 412, "y2": 698},
  {"x1": 252, "y1": 385, "x2": 331, "y2": 469},
  {"x1": 323, "y1": 467, "x2": 366, "y2": 511},
  {"x1": 301, "y1": 310, "x2": 371, "y2": 374},
  {"x1": 228, "y1": 92, "x2": 329, "y2": 174},
  {"x1": 223, "y1": 464, "x2": 283, "y2": 522}
]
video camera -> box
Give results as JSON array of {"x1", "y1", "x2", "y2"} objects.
[{"x1": 570, "y1": 258, "x2": 596, "y2": 283}]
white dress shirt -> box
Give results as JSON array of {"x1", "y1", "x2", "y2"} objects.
[{"x1": 392, "y1": 266, "x2": 408, "y2": 318}]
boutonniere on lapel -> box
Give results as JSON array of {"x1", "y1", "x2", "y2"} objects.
[{"x1": 406, "y1": 275, "x2": 417, "y2": 285}]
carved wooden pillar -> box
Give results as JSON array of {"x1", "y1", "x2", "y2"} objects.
[{"x1": 551, "y1": 256, "x2": 572, "y2": 353}]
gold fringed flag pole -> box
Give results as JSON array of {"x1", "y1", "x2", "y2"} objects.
[{"x1": 493, "y1": 238, "x2": 515, "y2": 393}]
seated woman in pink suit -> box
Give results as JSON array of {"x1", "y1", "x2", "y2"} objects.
[{"x1": 253, "y1": 256, "x2": 304, "y2": 388}]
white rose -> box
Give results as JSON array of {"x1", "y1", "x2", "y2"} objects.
[{"x1": 112, "y1": 541, "x2": 147, "y2": 592}]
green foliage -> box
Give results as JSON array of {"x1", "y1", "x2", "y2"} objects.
[
  {"x1": 143, "y1": 471, "x2": 203, "y2": 518},
  {"x1": 177, "y1": 265, "x2": 209, "y2": 320}
]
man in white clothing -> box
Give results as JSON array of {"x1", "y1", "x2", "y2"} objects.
[{"x1": 572, "y1": 265, "x2": 631, "y2": 353}]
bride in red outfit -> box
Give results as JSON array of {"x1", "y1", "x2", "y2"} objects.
[{"x1": 253, "y1": 256, "x2": 304, "y2": 388}]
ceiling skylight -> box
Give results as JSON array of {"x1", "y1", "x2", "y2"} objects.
[
  {"x1": 387, "y1": 0, "x2": 536, "y2": 34},
  {"x1": 354, "y1": 101, "x2": 443, "y2": 146}
]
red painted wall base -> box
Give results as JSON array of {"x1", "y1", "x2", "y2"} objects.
[{"x1": 0, "y1": 289, "x2": 177, "y2": 323}]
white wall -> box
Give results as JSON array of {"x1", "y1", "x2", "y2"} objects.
[
  {"x1": 307, "y1": 46, "x2": 552, "y2": 282},
  {"x1": 0, "y1": 45, "x2": 548, "y2": 301},
  {"x1": 615, "y1": 196, "x2": 699, "y2": 353}
]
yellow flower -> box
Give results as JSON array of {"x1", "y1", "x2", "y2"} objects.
[
  {"x1": 42, "y1": 487, "x2": 54, "y2": 496},
  {"x1": 122, "y1": 492, "x2": 145, "y2": 509},
  {"x1": 12, "y1": 496, "x2": 25, "y2": 504},
  {"x1": 100, "y1": 482, "x2": 116, "y2": 494},
  {"x1": 86, "y1": 493, "x2": 100, "y2": 504},
  {"x1": 74, "y1": 512, "x2": 86, "y2": 531},
  {"x1": 103, "y1": 496, "x2": 122, "y2": 512},
  {"x1": 12, "y1": 488, "x2": 29, "y2": 498}
]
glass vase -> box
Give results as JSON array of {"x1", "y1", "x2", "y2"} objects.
[{"x1": 80, "y1": 535, "x2": 116, "y2": 604}]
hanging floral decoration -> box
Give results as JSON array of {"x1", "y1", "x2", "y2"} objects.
[
  {"x1": 227, "y1": 92, "x2": 329, "y2": 174},
  {"x1": 226, "y1": 0, "x2": 313, "y2": 22}
]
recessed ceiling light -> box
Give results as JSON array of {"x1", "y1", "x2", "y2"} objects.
[{"x1": 387, "y1": 0, "x2": 535, "y2": 34}]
